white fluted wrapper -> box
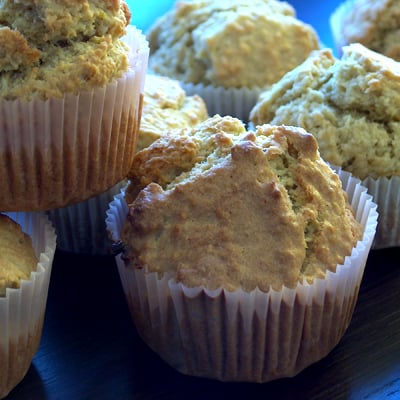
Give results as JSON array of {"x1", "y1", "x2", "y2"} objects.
[
  {"x1": 47, "y1": 180, "x2": 126, "y2": 255},
  {"x1": 0, "y1": 213, "x2": 56, "y2": 398},
  {"x1": 106, "y1": 170, "x2": 378, "y2": 382},
  {"x1": 362, "y1": 176, "x2": 400, "y2": 249},
  {"x1": 0, "y1": 26, "x2": 149, "y2": 212},
  {"x1": 180, "y1": 82, "x2": 263, "y2": 122}
]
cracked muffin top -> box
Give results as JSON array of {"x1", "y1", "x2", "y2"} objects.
[
  {"x1": 122, "y1": 115, "x2": 362, "y2": 292},
  {"x1": 147, "y1": 0, "x2": 320, "y2": 88},
  {"x1": 0, "y1": 0, "x2": 131, "y2": 100},
  {"x1": 250, "y1": 43, "x2": 400, "y2": 180},
  {"x1": 331, "y1": 0, "x2": 400, "y2": 61}
]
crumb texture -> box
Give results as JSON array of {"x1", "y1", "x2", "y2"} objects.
[
  {"x1": 0, "y1": 214, "x2": 37, "y2": 296},
  {"x1": 123, "y1": 115, "x2": 362, "y2": 291},
  {"x1": 137, "y1": 74, "x2": 209, "y2": 152},
  {"x1": 147, "y1": 0, "x2": 319, "y2": 88},
  {"x1": 0, "y1": 0, "x2": 131, "y2": 100},
  {"x1": 331, "y1": 0, "x2": 400, "y2": 60},
  {"x1": 250, "y1": 44, "x2": 400, "y2": 179}
]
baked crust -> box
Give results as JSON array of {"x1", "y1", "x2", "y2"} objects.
[
  {"x1": 250, "y1": 43, "x2": 400, "y2": 179},
  {"x1": 126, "y1": 115, "x2": 246, "y2": 203},
  {"x1": 136, "y1": 74, "x2": 208, "y2": 152},
  {"x1": 147, "y1": 0, "x2": 320, "y2": 88},
  {"x1": 331, "y1": 0, "x2": 400, "y2": 60},
  {"x1": 122, "y1": 115, "x2": 362, "y2": 291},
  {"x1": 0, "y1": 214, "x2": 37, "y2": 297},
  {"x1": 0, "y1": 0, "x2": 130, "y2": 100}
]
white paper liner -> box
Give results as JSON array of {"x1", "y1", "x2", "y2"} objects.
[
  {"x1": 47, "y1": 180, "x2": 126, "y2": 255},
  {"x1": 0, "y1": 25, "x2": 149, "y2": 212},
  {"x1": 180, "y1": 81, "x2": 263, "y2": 123},
  {"x1": 0, "y1": 212, "x2": 57, "y2": 398},
  {"x1": 361, "y1": 175, "x2": 400, "y2": 249},
  {"x1": 106, "y1": 170, "x2": 378, "y2": 382}
]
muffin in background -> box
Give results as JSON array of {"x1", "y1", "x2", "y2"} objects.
[
  {"x1": 106, "y1": 115, "x2": 378, "y2": 382},
  {"x1": 46, "y1": 181, "x2": 126, "y2": 255},
  {"x1": 0, "y1": 0, "x2": 149, "y2": 211},
  {"x1": 136, "y1": 74, "x2": 209, "y2": 152},
  {"x1": 250, "y1": 43, "x2": 400, "y2": 248},
  {"x1": 0, "y1": 212, "x2": 56, "y2": 399},
  {"x1": 47, "y1": 74, "x2": 207, "y2": 255},
  {"x1": 330, "y1": 0, "x2": 400, "y2": 60},
  {"x1": 146, "y1": 0, "x2": 320, "y2": 120}
]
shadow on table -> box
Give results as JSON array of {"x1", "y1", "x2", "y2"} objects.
[
  {"x1": 110, "y1": 342, "x2": 353, "y2": 400},
  {"x1": 5, "y1": 364, "x2": 48, "y2": 400}
]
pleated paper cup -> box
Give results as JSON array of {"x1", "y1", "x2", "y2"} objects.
[
  {"x1": 47, "y1": 181, "x2": 126, "y2": 255},
  {"x1": 0, "y1": 212, "x2": 57, "y2": 399},
  {"x1": 106, "y1": 170, "x2": 378, "y2": 382},
  {"x1": 0, "y1": 25, "x2": 149, "y2": 212},
  {"x1": 362, "y1": 175, "x2": 400, "y2": 249},
  {"x1": 179, "y1": 81, "x2": 263, "y2": 123}
]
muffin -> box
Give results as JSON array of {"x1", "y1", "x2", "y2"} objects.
[
  {"x1": 106, "y1": 115, "x2": 378, "y2": 382},
  {"x1": 330, "y1": 0, "x2": 400, "y2": 60},
  {"x1": 250, "y1": 43, "x2": 400, "y2": 248},
  {"x1": 137, "y1": 73, "x2": 209, "y2": 152},
  {"x1": 124, "y1": 114, "x2": 246, "y2": 204},
  {"x1": 0, "y1": 212, "x2": 56, "y2": 398},
  {"x1": 46, "y1": 74, "x2": 207, "y2": 255},
  {"x1": 146, "y1": 0, "x2": 320, "y2": 120},
  {"x1": 0, "y1": 0, "x2": 149, "y2": 211}
]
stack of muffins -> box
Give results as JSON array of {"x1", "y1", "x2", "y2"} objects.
[{"x1": 0, "y1": 0, "x2": 148, "y2": 397}]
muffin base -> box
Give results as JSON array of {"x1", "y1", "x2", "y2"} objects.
[
  {"x1": 362, "y1": 175, "x2": 400, "y2": 249},
  {"x1": 47, "y1": 180, "x2": 126, "y2": 255},
  {"x1": 0, "y1": 26, "x2": 148, "y2": 211},
  {"x1": 180, "y1": 81, "x2": 263, "y2": 123},
  {"x1": 106, "y1": 170, "x2": 377, "y2": 382},
  {"x1": 0, "y1": 322, "x2": 43, "y2": 399},
  {"x1": 118, "y1": 270, "x2": 361, "y2": 381},
  {"x1": 0, "y1": 212, "x2": 56, "y2": 398}
]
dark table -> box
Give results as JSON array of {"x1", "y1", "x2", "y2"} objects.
[
  {"x1": 6, "y1": 1, "x2": 400, "y2": 399},
  {"x1": 6, "y1": 247, "x2": 400, "y2": 400}
]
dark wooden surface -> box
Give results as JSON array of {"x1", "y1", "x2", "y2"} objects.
[
  {"x1": 5, "y1": 248, "x2": 400, "y2": 400},
  {"x1": 6, "y1": 1, "x2": 400, "y2": 399}
]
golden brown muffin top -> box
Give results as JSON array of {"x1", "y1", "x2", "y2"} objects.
[
  {"x1": 331, "y1": 0, "x2": 400, "y2": 61},
  {"x1": 147, "y1": 0, "x2": 320, "y2": 88},
  {"x1": 250, "y1": 43, "x2": 400, "y2": 180},
  {"x1": 122, "y1": 115, "x2": 362, "y2": 292},
  {"x1": 0, "y1": 0, "x2": 131, "y2": 100},
  {"x1": 126, "y1": 114, "x2": 246, "y2": 203},
  {"x1": 0, "y1": 214, "x2": 38, "y2": 297},
  {"x1": 136, "y1": 74, "x2": 209, "y2": 152}
]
